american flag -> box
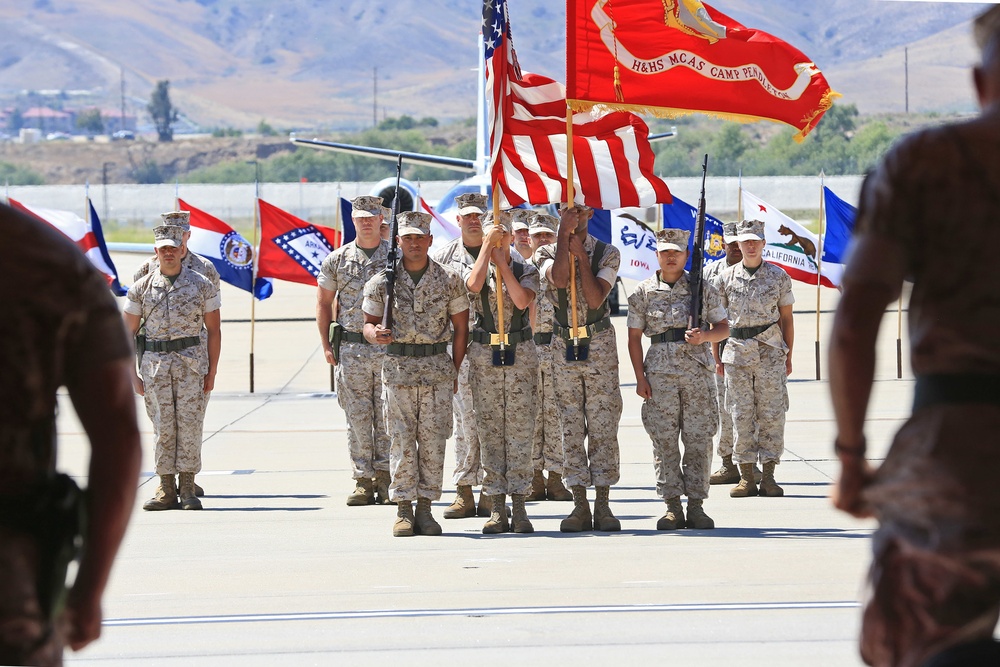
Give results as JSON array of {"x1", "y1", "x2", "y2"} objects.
[{"x1": 483, "y1": 0, "x2": 671, "y2": 210}]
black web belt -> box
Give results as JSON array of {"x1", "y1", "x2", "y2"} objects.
[
  {"x1": 729, "y1": 322, "x2": 777, "y2": 340},
  {"x1": 533, "y1": 332, "x2": 553, "y2": 345},
  {"x1": 386, "y1": 342, "x2": 449, "y2": 357},
  {"x1": 470, "y1": 327, "x2": 533, "y2": 345},
  {"x1": 651, "y1": 328, "x2": 687, "y2": 344},
  {"x1": 144, "y1": 336, "x2": 200, "y2": 352},
  {"x1": 913, "y1": 374, "x2": 1000, "y2": 412},
  {"x1": 341, "y1": 331, "x2": 368, "y2": 344},
  {"x1": 552, "y1": 317, "x2": 611, "y2": 341}
]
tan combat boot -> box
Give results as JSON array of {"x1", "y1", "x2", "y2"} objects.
[
  {"x1": 545, "y1": 471, "x2": 573, "y2": 501},
  {"x1": 483, "y1": 494, "x2": 510, "y2": 534},
  {"x1": 143, "y1": 474, "x2": 180, "y2": 511},
  {"x1": 393, "y1": 501, "x2": 415, "y2": 537},
  {"x1": 758, "y1": 461, "x2": 784, "y2": 497},
  {"x1": 526, "y1": 470, "x2": 546, "y2": 502},
  {"x1": 477, "y1": 489, "x2": 492, "y2": 518},
  {"x1": 510, "y1": 494, "x2": 534, "y2": 533},
  {"x1": 656, "y1": 496, "x2": 685, "y2": 530},
  {"x1": 374, "y1": 470, "x2": 394, "y2": 505},
  {"x1": 193, "y1": 478, "x2": 205, "y2": 497},
  {"x1": 443, "y1": 485, "x2": 476, "y2": 519},
  {"x1": 560, "y1": 485, "x2": 593, "y2": 532},
  {"x1": 346, "y1": 476, "x2": 376, "y2": 506},
  {"x1": 730, "y1": 463, "x2": 759, "y2": 498},
  {"x1": 178, "y1": 472, "x2": 202, "y2": 510},
  {"x1": 685, "y1": 498, "x2": 716, "y2": 529},
  {"x1": 593, "y1": 486, "x2": 621, "y2": 531},
  {"x1": 414, "y1": 497, "x2": 442, "y2": 536},
  {"x1": 709, "y1": 455, "x2": 741, "y2": 485}
]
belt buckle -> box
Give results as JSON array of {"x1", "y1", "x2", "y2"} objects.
[
  {"x1": 570, "y1": 326, "x2": 589, "y2": 341},
  {"x1": 490, "y1": 332, "x2": 509, "y2": 346}
]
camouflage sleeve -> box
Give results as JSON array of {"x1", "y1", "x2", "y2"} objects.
[
  {"x1": 447, "y1": 268, "x2": 470, "y2": 316},
  {"x1": 626, "y1": 280, "x2": 647, "y2": 331},
  {"x1": 596, "y1": 241, "x2": 620, "y2": 286},
  {"x1": 317, "y1": 248, "x2": 339, "y2": 293},
  {"x1": 534, "y1": 243, "x2": 556, "y2": 280},
  {"x1": 361, "y1": 273, "x2": 386, "y2": 318},
  {"x1": 703, "y1": 282, "x2": 727, "y2": 325},
  {"x1": 202, "y1": 277, "x2": 221, "y2": 313},
  {"x1": 200, "y1": 256, "x2": 221, "y2": 290},
  {"x1": 777, "y1": 270, "x2": 795, "y2": 307},
  {"x1": 519, "y1": 260, "x2": 540, "y2": 297},
  {"x1": 133, "y1": 256, "x2": 155, "y2": 283},
  {"x1": 123, "y1": 280, "x2": 144, "y2": 316}
]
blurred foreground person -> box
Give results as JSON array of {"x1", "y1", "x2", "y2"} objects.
[{"x1": 830, "y1": 7, "x2": 1000, "y2": 666}]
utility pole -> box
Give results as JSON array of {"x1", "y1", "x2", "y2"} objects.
[
  {"x1": 120, "y1": 68, "x2": 127, "y2": 133},
  {"x1": 904, "y1": 47, "x2": 909, "y2": 114},
  {"x1": 373, "y1": 66, "x2": 378, "y2": 129}
]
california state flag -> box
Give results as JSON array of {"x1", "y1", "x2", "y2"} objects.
[{"x1": 741, "y1": 190, "x2": 842, "y2": 288}]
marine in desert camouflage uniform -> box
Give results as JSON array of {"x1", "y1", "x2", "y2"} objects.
[
  {"x1": 711, "y1": 219, "x2": 794, "y2": 499},
  {"x1": 124, "y1": 224, "x2": 221, "y2": 511},
  {"x1": 535, "y1": 204, "x2": 623, "y2": 532},
  {"x1": 363, "y1": 211, "x2": 469, "y2": 537},
  {"x1": 627, "y1": 228, "x2": 729, "y2": 530},
  {"x1": 525, "y1": 213, "x2": 572, "y2": 502},
  {"x1": 510, "y1": 208, "x2": 535, "y2": 262},
  {"x1": 464, "y1": 210, "x2": 539, "y2": 534},
  {"x1": 317, "y1": 195, "x2": 392, "y2": 506},
  {"x1": 431, "y1": 192, "x2": 490, "y2": 519}
]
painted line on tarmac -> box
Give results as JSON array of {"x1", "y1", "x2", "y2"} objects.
[{"x1": 104, "y1": 601, "x2": 859, "y2": 627}]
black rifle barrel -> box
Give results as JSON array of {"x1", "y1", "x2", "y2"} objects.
[
  {"x1": 381, "y1": 155, "x2": 403, "y2": 330},
  {"x1": 688, "y1": 153, "x2": 709, "y2": 329}
]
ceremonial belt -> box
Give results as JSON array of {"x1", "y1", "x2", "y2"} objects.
[
  {"x1": 471, "y1": 327, "x2": 533, "y2": 345},
  {"x1": 341, "y1": 331, "x2": 368, "y2": 344},
  {"x1": 651, "y1": 328, "x2": 687, "y2": 344},
  {"x1": 913, "y1": 374, "x2": 1000, "y2": 412},
  {"x1": 386, "y1": 342, "x2": 449, "y2": 358},
  {"x1": 553, "y1": 317, "x2": 611, "y2": 341},
  {"x1": 144, "y1": 336, "x2": 200, "y2": 353},
  {"x1": 533, "y1": 332, "x2": 553, "y2": 345},
  {"x1": 729, "y1": 322, "x2": 777, "y2": 340}
]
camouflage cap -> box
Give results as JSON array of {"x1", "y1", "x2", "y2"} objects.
[
  {"x1": 482, "y1": 209, "x2": 513, "y2": 234},
  {"x1": 528, "y1": 213, "x2": 558, "y2": 235},
  {"x1": 455, "y1": 193, "x2": 487, "y2": 216},
  {"x1": 397, "y1": 211, "x2": 431, "y2": 236},
  {"x1": 351, "y1": 195, "x2": 384, "y2": 218},
  {"x1": 153, "y1": 225, "x2": 185, "y2": 248},
  {"x1": 734, "y1": 219, "x2": 766, "y2": 242},
  {"x1": 509, "y1": 208, "x2": 533, "y2": 230},
  {"x1": 161, "y1": 210, "x2": 190, "y2": 231},
  {"x1": 381, "y1": 206, "x2": 392, "y2": 223},
  {"x1": 722, "y1": 221, "x2": 739, "y2": 244},
  {"x1": 656, "y1": 228, "x2": 689, "y2": 252},
  {"x1": 975, "y1": 6, "x2": 1000, "y2": 51}
]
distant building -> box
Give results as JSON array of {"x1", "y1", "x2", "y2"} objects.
[
  {"x1": 22, "y1": 107, "x2": 74, "y2": 133},
  {"x1": 99, "y1": 108, "x2": 136, "y2": 133}
]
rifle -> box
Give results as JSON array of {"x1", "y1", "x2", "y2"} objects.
[
  {"x1": 688, "y1": 153, "x2": 709, "y2": 330},
  {"x1": 381, "y1": 155, "x2": 403, "y2": 330}
]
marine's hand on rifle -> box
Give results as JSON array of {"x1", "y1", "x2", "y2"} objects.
[
  {"x1": 684, "y1": 328, "x2": 705, "y2": 345},
  {"x1": 364, "y1": 322, "x2": 392, "y2": 345}
]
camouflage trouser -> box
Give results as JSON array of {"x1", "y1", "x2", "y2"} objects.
[
  {"x1": 713, "y1": 370, "x2": 734, "y2": 458},
  {"x1": 0, "y1": 529, "x2": 63, "y2": 667},
  {"x1": 451, "y1": 352, "x2": 483, "y2": 486},
  {"x1": 468, "y1": 341, "x2": 537, "y2": 496},
  {"x1": 532, "y1": 343, "x2": 564, "y2": 473},
  {"x1": 335, "y1": 342, "x2": 390, "y2": 479},
  {"x1": 724, "y1": 344, "x2": 788, "y2": 466},
  {"x1": 384, "y1": 380, "x2": 453, "y2": 502},
  {"x1": 550, "y1": 329, "x2": 623, "y2": 488},
  {"x1": 141, "y1": 352, "x2": 205, "y2": 475},
  {"x1": 641, "y1": 370, "x2": 717, "y2": 500}
]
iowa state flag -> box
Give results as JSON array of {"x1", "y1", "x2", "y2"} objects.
[
  {"x1": 257, "y1": 199, "x2": 340, "y2": 286},
  {"x1": 9, "y1": 197, "x2": 126, "y2": 295},
  {"x1": 567, "y1": 0, "x2": 838, "y2": 140},
  {"x1": 741, "y1": 189, "x2": 843, "y2": 287},
  {"x1": 177, "y1": 198, "x2": 273, "y2": 300}
]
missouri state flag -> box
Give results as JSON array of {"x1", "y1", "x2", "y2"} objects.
[
  {"x1": 177, "y1": 198, "x2": 273, "y2": 300},
  {"x1": 257, "y1": 199, "x2": 340, "y2": 286},
  {"x1": 8, "y1": 197, "x2": 126, "y2": 295},
  {"x1": 566, "y1": 0, "x2": 839, "y2": 141}
]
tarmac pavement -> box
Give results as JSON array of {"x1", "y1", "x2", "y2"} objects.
[{"x1": 55, "y1": 254, "x2": 918, "y2": 665}]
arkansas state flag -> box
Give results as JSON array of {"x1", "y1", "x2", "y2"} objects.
[
  {"x1": 177, "y1": 198, "x2": 273, "y2": 300},
  {"x1": 741, "y1": 189, "x2": 842, "y2": 287},
  {"x1": 567, "y1": 0, "x2": 839, "y2": 141},
  {"x1": 257, "y1": 199, "x2": 340, "y2": 286},
  {"x1": 661, "y1": 195, "x2": 727, "y2": 271},
  {"x1": 9, "y1": 197, "x2": 126, "y2": 295}
]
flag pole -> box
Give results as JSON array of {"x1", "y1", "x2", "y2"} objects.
[
  {"x1": 566, "y1": 105, "x2": 582, "y2": 355},
  {"x1": 737, "y1": 169, "x2": 743, "y2": 221},
  {"x1": 250, "y1": 169, "x2": 260, "y2": 393},
  {"x1": 896, "y1": 294, "x2": 903, "y2": 379},
  {"x1": 815, "y1": 174, "x2": 825, "y2": 381},
  {"x1": 335, "y1": 183, "x2": 342, "y2": 249}
]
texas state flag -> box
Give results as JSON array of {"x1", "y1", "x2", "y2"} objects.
[
  {"x1": 257, "y1": 199, "x2": 341, "y2": 286},
  {"x1": 9, "y1": 197, "x2": 126, "y2": 295},
  {"x1": 178, "y1": 198, "x2": 273, "y2": 300}
]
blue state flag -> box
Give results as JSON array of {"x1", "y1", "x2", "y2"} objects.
[
  {"x1": 661, "y1": 197, "x2": 727, "y2": 270},
  {"x1": 822, "y1": 186, "x2": 856, "y2": 264},
  {"x1": 340, "y1": 197, "x2": 356, "y2": 245}
]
